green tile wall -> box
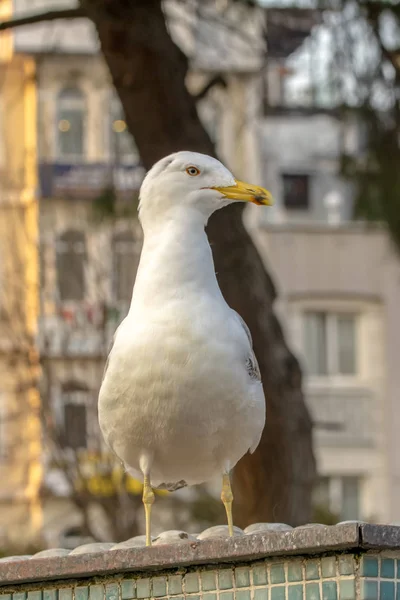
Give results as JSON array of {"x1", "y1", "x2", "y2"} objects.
[{"x1": 2, "y1": 552, "x2": 400, "y2": 600}]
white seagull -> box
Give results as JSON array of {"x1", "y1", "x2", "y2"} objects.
[{"x1": 98, "y1": 151, "x2": 273, "y2": 546}]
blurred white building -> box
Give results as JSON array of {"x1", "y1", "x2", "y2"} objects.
[{"x1": 247, "y1": 14, "x2": 400, "y2": 523}]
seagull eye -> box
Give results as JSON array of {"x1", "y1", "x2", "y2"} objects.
[{"x1": 186, "y1": 166, "x2": 201, "y2": 177}]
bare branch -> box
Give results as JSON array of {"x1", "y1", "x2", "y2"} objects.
[{"x1": 0, "y1": 7, "x2": 86, "y2": 32}]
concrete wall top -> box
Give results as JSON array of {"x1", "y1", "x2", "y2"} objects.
[{"x1": 0, "y1": 523, "x2": 399, "y2": 586}]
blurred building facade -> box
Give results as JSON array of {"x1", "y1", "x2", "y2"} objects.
[
  {"x1": 0, "y1": 0, "x2": 268, "y2": 548},
  {"x1": 0, "y1": 35, "x2": 42, "y2": 545},
  {"x1": 248, "y1": 13, "x2": 400, "y2": 524},
  {"x1": 0, "y1": 0, "x2": 399, "y2": 549}
]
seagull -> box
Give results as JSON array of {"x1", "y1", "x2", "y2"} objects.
[{"x1": 98, "y1": 151, "x2": 273, "y2": 546}]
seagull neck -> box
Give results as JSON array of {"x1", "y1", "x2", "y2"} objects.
[{"x1": 131, "y1": 208, "x2": 222, "y2": 307}]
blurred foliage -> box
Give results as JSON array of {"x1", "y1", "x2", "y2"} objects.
[
  {"x1": 332, "y1": 1, "x2": 400, "y2": 250},
  {"x1": 74, "y1": 451, "x2": 168, "y2": 498},
  {"x1": 92, "y1": 185, "x2": 118, "y2": 220},
  {"x1": 312, "y1": 504, "x2": 341, "y2": 526},
  {"x1": 341, "y1": 109, "x2": 400, "y2": 250},
  {"x1": 92, "y1": 185, "x2": 140, "y2": 222},
  {"x1": 187, "y1": 486, "x2": 226, "y2": 528}
]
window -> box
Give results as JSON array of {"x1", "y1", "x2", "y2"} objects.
[
  {"x1": 282, "y1": 174, "x2": 310, "y2": 210},
  {"x1": 60, "y1": 382, "x2": 89, "y2": 450},
  {"x1": 56, "y1": 230, "x2": 86, "y2": 301},
  {"x1": 313, "y1": 476, "x2": 361, "y2": 521},
  {"x1": 110, "y1": 95, "x2": 137, "y2": 163},
  {"x1": 112, "y1": 231, "x2": 139, "y2": 303},
  {"x1": 57, "y1": 87, "x2": 86, "y2": 159},
  {"x1": 303, "y1": 311, "x2": 357, "y2": 376}
]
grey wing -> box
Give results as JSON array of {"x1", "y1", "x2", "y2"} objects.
[
  {"x1": 232, "y1": 310, "x2": 265, "y2": 454},
  {"x1": 232, "y1": 310, "x2": 261, "y2": 382}
]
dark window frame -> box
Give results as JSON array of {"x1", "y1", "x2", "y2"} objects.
[
  {"x1": 112, "y1": 230, "x2": 139, "y2": 303},
  {"x1": 56, "y1": 229, "x2": 87, "y2": 302},
  {"x1": 60, "y1": 380, "x2": 90, "y2": 451},
  {"x1": 282, "y1": 173, "x2": 310, "y2": 210}
]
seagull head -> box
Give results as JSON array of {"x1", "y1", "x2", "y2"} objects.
[{"x1": 138, "y1": 151, "x2": 273, "y2": 224}]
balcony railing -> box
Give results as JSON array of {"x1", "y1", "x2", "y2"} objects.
[
  {"x1": 38, "y1": 162, "x2": 145, "y2": 200},
  {"x1": 38, "y1": 304, "x2": 126, "y2": 358}
]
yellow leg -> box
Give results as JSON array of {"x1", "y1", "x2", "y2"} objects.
[
  {"x1": 221, "y1": 473, "x2": 234, "y2": 537},
  {"x1": 142, "y1": 475, "x2": 155, "y2": 546}
]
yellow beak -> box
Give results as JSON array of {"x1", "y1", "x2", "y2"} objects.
[{"x1": 212, "y1": 179, "x2": 274, "y2": 206}]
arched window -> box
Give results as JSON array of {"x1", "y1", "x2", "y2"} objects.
[
  {"x1": 109, "y1": 95, "x2": 137, "y2": 163},
  {"x1": 56, "y1": 230, "x2": 86, "y2": 301},
  {"x1": 112, "y1": 230, "x2": 139, "y2": 303},
  {"x1": 57, "y1": 87, "x2": 86, "y2": 159}
]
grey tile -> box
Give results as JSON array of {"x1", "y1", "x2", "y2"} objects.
[
  {"x1": 184, "y1": 573, "x2": 199, "y2": 594},
  {"x1": 322, "y1": 582, "x2": 337, "y2": 600},
  {"x1": 28, "y1": 592, "x2": 42, "y2": 600},
  {"x1": 270, "y1": 564, "x2": 285, "y2": 584},
  {"x1": 105, "y1": 584, "x2": 119, "y2": 600},
  {"x1": 288, "y1": 585, "x2": 303, "y2": 600},
  {"x1": 360, "y1": 580, "x2": 378, "y2": 600},
  {"x1": 75, "y1": 588, "x2": 89, "y2": 600},
  {"x1": 271, "y1": 587, "x2": 285, "y2": 600},
  {"x1": 136, "y1": 579, "x2": 150, "y2": 599},
  {"x1": 202, "y1": 594, "x2": 217, "y2": 600},
  {"x1": 288, "y1": 562, "x2": 303, "y2": 582},
  {"x1": 254, "y1": 590, "x2": 269, "y2": 600},
  {"x1": 89, "y1": 586, "x2": 104, "y2": 600},
  {"x1": 305, "y1": 583, "x2": 320, "y2": 600},
  {"x1": 235, "y1": 567, "x2": 250, "y2": 588},
  {"x1": 13, "y1": 594, "x2": 27, "y2": 600},
  {"x1": 121, "y1": 582, "x2": 135, "y2": 600},
  {"x1": 338, "y1": 556, "x2": 354, "y2": 576},
  {"x1": 306, "y1": 561, "x2": 320, "y2": 581},
  {"x1": 380, "y1": 581, "x2": 395, "y2": 599},
  {"x1": 58, "y1": 591, "x2": 72, "y2": 600},
  {"x1": 360, "y1": 557, "x2": 378, "y2": 578},
  {"x1": 339, "y1": 580, "x2": 355, "y2": 600},
  {"x1": 252, "y1": 564, "x2": 268, "y2": 586},
  {"x1": 169, "y1": 575, "x2": 183, "y2": 595},
  {"x1": 236, "y1": 592, "x2": 251, "y2": 600},
  {"x1": 381, "y1": 559, "x2": 395, "y2": 579},
  {"x1": 152, "y1": 577, "x2": 167, "y2": 597},
  {"x1": 218, "y1": 569, "x2": 234, "y2": 590},
  {"x1": 43, "y1": 591, "x2": 57, "y2": 600},
  {"x1": 321, "y1": 557, "x2": 336, "y2": 579},
  {"x1": 200, "y1": 572, "x2": 215, "y2": 592},
  {"x1": 220, "y1": 593, "x2": 234, "y2": 600}
]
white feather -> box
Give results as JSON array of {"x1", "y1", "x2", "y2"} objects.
[{"x1": 98, "y1": 151, "x2": 265, "y2": 487}]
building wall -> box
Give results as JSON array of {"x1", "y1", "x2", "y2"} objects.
[
  {"x1": 0, "y1": 54, "x2": 41, "y2": 548},
  {"x1": 257, "y1": 115, "x2": 356, "y2": 225},
  {"x1": 252, "y1": 223, "x2": 400, "y2": 523}
]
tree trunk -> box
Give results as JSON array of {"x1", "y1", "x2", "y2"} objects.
[{"x1": 81, "y1": 0, "x2": 316, "y2": 526}]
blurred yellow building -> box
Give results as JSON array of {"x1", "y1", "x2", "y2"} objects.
[{"x1": 0, "y1": 41, "x2": 42, "y2": 546}]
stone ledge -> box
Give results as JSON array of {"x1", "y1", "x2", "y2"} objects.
[{"x1": 0, "y1": 522, "x2": 367, "y2": 586}]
